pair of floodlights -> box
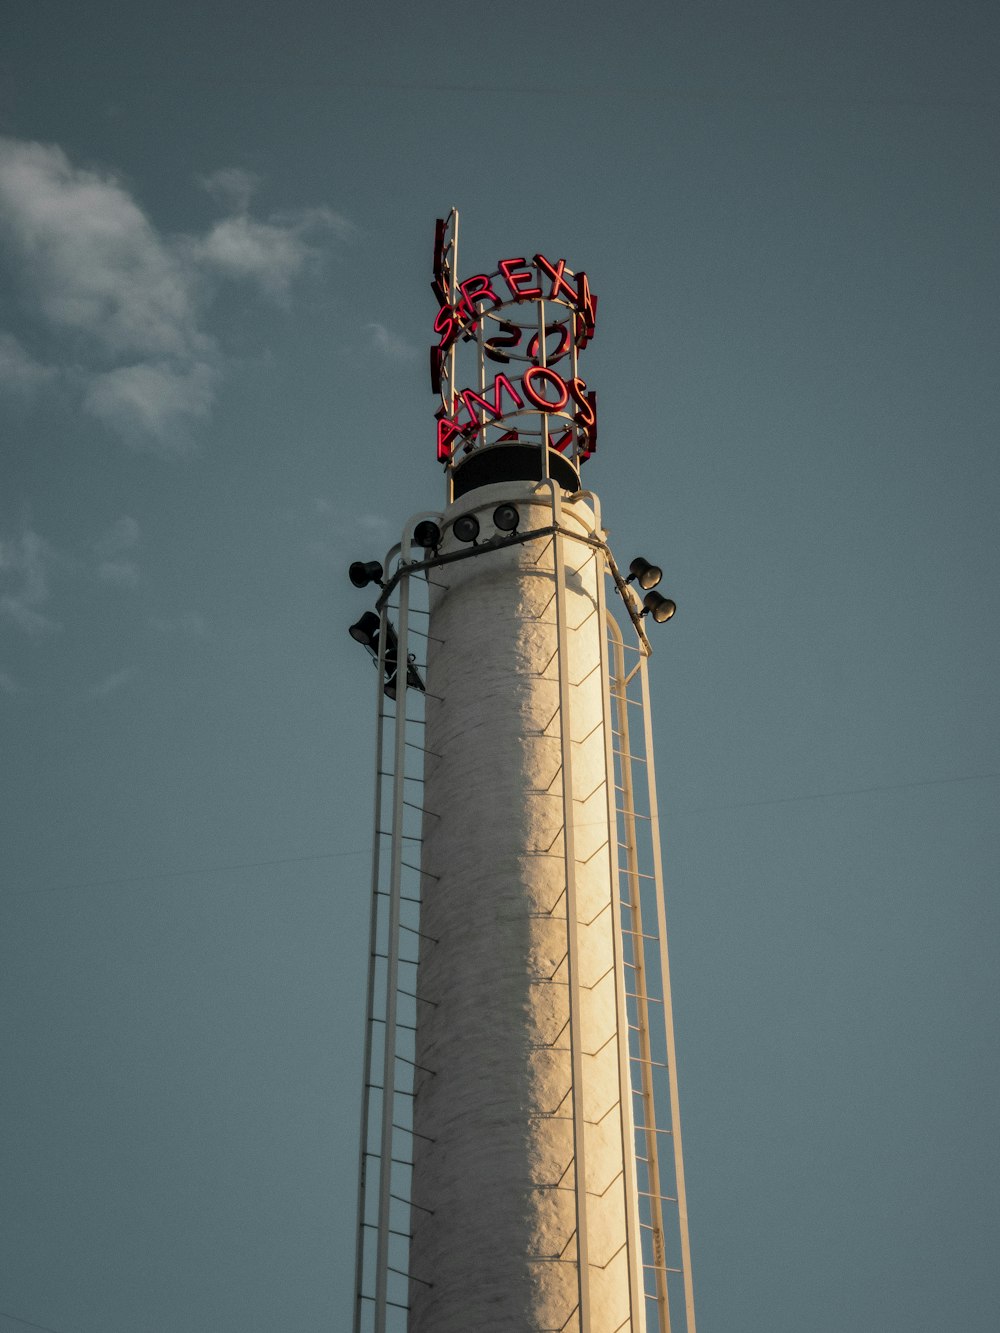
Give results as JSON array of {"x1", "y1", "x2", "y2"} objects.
[
  {"x1": 347, "y1": 607, "x2": 424, "y2": 699},
  {"x1": 347, "y1": 556, "x2": 424, "y2": 700},
  {"x1": 624, "y1": 557, "x2": 676, "y2": 623}
]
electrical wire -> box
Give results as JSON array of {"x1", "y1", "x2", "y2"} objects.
[
  {"x1": 0, "y1": 1309, "x2": 77, "y2": 1333},
  {"x1": 7, "y1": 771, "x2": 997, "y2": 900},
  {"x1": 675, "y1": 770, "x2": 1000, "y2": 815}
]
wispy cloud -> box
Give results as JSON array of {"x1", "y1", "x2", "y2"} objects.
[
  {"x1": 366, "y1": 322, "x2": 418, "y2": 362},
  {"x1": 190, "y1": 208, "x2": 350, "y2": 302},
  {"x1": 307, "y1": 501, "x2": 395, "y2": 566},
  {"x1": 2, "y1": 515, "x2": 147, "y2": 643},
  {"x1": 198, "y1": 167, "x2": 261, "y2": 213},
  {"x1": 0, "y1": 139, "x2": 203, "y2": 360},
  {"x1": 0, "y1": 670, "x2": 18, "y2": 694},
  {"x1": 86, "y1": 667, "x2": 136, "y2": 699},
  {"x1": 0, "y1": 137, "x2": 352, "y2": 453},
  {"x1": 0, "y1": 525, "x2": 59, "y2": 635},
  {"x1": 0, "y1": 332, "x2": 55, "y2": 394},
  {"x1": 83, "y1": 360, "x2": 217, "y2": 451},
  {"x1": 93, "y1": 516, "x2": 140, "y2": 586}
]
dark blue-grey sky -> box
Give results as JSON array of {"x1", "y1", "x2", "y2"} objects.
[{"x1": 2, "y1": 2, "x2": 998, "y2": 1330}]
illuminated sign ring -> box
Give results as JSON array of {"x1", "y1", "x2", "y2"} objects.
[{"x1": 431, "y1": 213, "x2": 599, "y2": 483}]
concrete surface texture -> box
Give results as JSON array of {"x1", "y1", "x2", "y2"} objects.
[{"x1": 410, "y1": 482, "x2": 640, "y2": 1332}]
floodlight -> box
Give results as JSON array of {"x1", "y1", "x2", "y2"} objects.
[
  {"x1": 413, "y1": 520, "x2": 442, "y2": 550},
  {"x1": 349, "y1": 560, "x2": 384, "y2": 589},
  {"x1": 385, "y1": 653, "x2": 425, "y2": 699},
  {"x1": 349, "y1": 611, "x2": 381, "y2": 647},
  {"x1": 493, "y1": 503, "x2": 520, "y2": 533},
  {"x1": 641, "y1": 592, "x2": 676, "y2": 623},
  {"x1": 452, "y1": 513, "x2": 481, "y2": 544},
  {"x1": 627, "y1": 557, "x2": 662, "y2": 590}
]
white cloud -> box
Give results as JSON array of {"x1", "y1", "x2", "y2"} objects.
[
  {"x1": 367, "y1": 322, "x2": 418, "y2": 361},
  {"x1": 0, "y1": 138, "x2": 202, "y2": 361},
  {"x1": 0, "y1": 136, "x2": 215, "y2": 451},
  {"x1": 199, "y1": 167, "x2": 261, "y2": 213},
  {"x1": 192, "y1": 215, "x2": 311, "y2": 299},
  {"x1": 0, "y1": 137, "x2": 352, "y2": 452},
  {"x1": 0, "y1": 526, "x2": 59, "y2": 635},
  {"x1": 87, "y1": 667, "x2": 136, "y2": 699},
  {"x1": 84, "y1": 360, "x2": 217, "y2": 450},
  {"x1": 0, "y1": 332, "x2": 55, "y2": 393},
  {"x1": 191, "y1": 207, "x2": 350, "y2": 301}
]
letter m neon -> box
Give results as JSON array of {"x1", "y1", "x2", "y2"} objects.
[{"x1": 462, "y1": 373, "x2": 524, "y2": 430}]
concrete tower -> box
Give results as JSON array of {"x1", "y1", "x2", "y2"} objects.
[{"x1": 352, "y1": 215, "x2": 695, "y2": 1333}]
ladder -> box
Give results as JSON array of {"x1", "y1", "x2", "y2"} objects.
[
  {"x1": 606, "y1": 613, "x2": 696, "y2": 1333},
  {"x1": 353, "y1": 554, "x2": 432, "y2": 1333}
]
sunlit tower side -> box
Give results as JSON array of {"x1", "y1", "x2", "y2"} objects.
[{"x1": 351, "y1": 213, "x2": 696, "y2": 1332}]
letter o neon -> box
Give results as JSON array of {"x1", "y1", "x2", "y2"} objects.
[{"x1": 521, "y1": 366, "x2": 569, "y2": 412}]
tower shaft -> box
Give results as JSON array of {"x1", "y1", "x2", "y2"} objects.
[{"x1": 409, "y1": 484, "x2": 640, "y2": 1331}]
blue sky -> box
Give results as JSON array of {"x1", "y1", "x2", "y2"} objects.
[{"x1": 2, "y1": 2, "x2": 999, "y2": 1331}]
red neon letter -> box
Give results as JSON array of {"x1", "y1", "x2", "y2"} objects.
[
  {"x1": 461, "y1": 373, "x2": 524, "y2": 429},
  {"x1": 575, "y1": 272, "x2": 597, "y2": 331},
  {"x1": 533, "y1": 253, "x2": 578, "y2": 307},
  {"x1": 568, "y1": 377, "x2": 596, "y2": 427},
  {"x1": 522, "y1": 366, "x2": 569, "y2": 412},
  {"x1": 434, "y1": 302, "x2": 458, "y2": 351},
  {"x1": 484, "y1": 320, "x2": 522, "y2": 364},
  {"x1": 574, "y1": 305, "x2": 597, "y2": 350},
  {"x1": 432, "y1": 219, "x2": 448, "y2": 303},
  {"x1": 458, "y1": 273, "x2": 501, "y2": 320},
  {"x1": 436, "y1": 412, "x2": 463, "y2": 463},
  {"x1": 526, "y1": 321, "x2": 571, "y2": 365},
  {"x1": 498, "y1": 257, "x2": 543, "y2": 302},
  {"x1": 535, "y1": 254, "x2": 598, "y2": 333},
  {"x1": 579, "y1": 407, "x2": 597, "y2": 457},
  {"x1": 433, "y1": 217, "x2": 447, "y2": 275}
]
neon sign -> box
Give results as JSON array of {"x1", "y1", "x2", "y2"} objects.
[{"x1": 431, "y1": 211, "x2": 598, "y2": 476}]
